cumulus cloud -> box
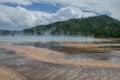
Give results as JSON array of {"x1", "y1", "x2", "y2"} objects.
[
  {"x1": 52, "y1": 6, "x2": 96, "y2": 22},
  {"x1": 0, "y1": 4, "x2": 52, "y2": 30},
  {"x1": 0, "y1": 0, "x2": 119, "y2": 30},
  {"x1": 0, "y1": 4, "x2": 96, "y2": 30},
  {"x1": 37, "y1": 0, "x2": 120, "y2": 19}
]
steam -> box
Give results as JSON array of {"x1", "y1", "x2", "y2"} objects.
[{"x1": 0, "y1": 35, "x2": 96, "y2": 42}]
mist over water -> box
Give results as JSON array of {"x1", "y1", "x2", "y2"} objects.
[
  {"x1": 1, "y1": 35, "x2": 120, "y2": 63},
  {"x1": 0, "y1": 35, "x2": 97, "y2": 42}
]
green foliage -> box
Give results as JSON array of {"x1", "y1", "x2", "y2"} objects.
[
  {"x1": 1, "y1": 15, "x2": 120, "y2": 38},
  {"x1": 24, "y1": 15, "x2": 120, "y2": 38}
]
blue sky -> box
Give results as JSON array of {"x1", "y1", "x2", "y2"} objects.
[
  {"x1": 3, "y1": 2, "x2": 62, "y2": 13},
  {"x1": 0, "y1": 0, "x2": 120, "y2": 30}
]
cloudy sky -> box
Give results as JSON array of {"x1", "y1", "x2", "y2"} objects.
[{"x1": 0, "y1": 0, "x2": 120, "y2": 30}]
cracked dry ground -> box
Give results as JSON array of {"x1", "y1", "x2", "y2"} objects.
[{"x1": 0, "y1": 48, "x2": 120, "y2": 80}]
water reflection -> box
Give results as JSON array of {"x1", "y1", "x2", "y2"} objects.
[
  {"x1": 2, "y1": 35, "x2": 120, "y2": 63},
  {"x1": 17, "y1": 41, "x2": 120, "y2": 63}
]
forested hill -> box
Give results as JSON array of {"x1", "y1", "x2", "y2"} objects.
[
  {"x1": 0, "y1": 15, "x2": 120, "y2": 38},
  {"x1": 23, "y1": 15, "x2": 120, "y2": 38}
]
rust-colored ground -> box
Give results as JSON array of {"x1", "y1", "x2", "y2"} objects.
[
  {"x1": 0, "y1": 66, "x2": 27, "y2": 80},
  {"x1": 0, "y1": 41, "x2": 120, "y2": 68},
  {"x1": 0, "y1": 40, "x2": 120, "y2": 80}
]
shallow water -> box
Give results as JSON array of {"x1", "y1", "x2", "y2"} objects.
[
  {"x1": 97, "y1": 43, "x2": 120, "y2": 47},
  {"x1": 0, "y1": 35, "x2": 97, "y2": 42},
  {"x1": 1, "y1": 35, "x2": 120, "y2": 63},
  {"x1": 18, "y1": 41, "x2": 120, "y2": 63}
]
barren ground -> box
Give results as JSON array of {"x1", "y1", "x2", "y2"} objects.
[{"x1": 0, "y1": 40, "x2": 120, "y2": 80}]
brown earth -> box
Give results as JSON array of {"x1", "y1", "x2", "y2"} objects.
[
  {"x1": 0, "y1": 66, "x2": 27, "y2": 80},
  {"x1": 0, "y1": 40, "x2": 120, "y2": 80},
  {"x1": 0, "y1": 41, "x2": 120, "y2": 68}
]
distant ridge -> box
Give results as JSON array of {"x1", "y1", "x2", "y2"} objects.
[
  {"x1": 0, "y1": 15, "x2": 120, "y2": 38},
  {"x1": 23, "y1": 15, "x2": 120, "y2": 38}
]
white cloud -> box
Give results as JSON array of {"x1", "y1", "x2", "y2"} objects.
[
  {"x1": 56, "y1": 6, "x2": 96, "y2": 18},
  {"x1": 0, "y1": 0, "x2": 119, "y2": 30},
  {"x1": 0, "y1": 4, "x2": 54, "y2": 30},
  {"x1": 0, "y1": 4, "x2": 96, "y2": 30},
  {"x1": 0, "y1": 12, "x2": 12, "y2": 24},
  {"x1": 38, "y1": 0, "x2": 120, "y2": 19}
]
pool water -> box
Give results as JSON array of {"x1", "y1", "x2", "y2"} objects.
[{"x1": 0, "y1": 35, "x2": 97, "y2": 42}]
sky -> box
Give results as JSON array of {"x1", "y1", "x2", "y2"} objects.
[{"x1": 0, "y1": 0, "x2": 120, "y2": 30}]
